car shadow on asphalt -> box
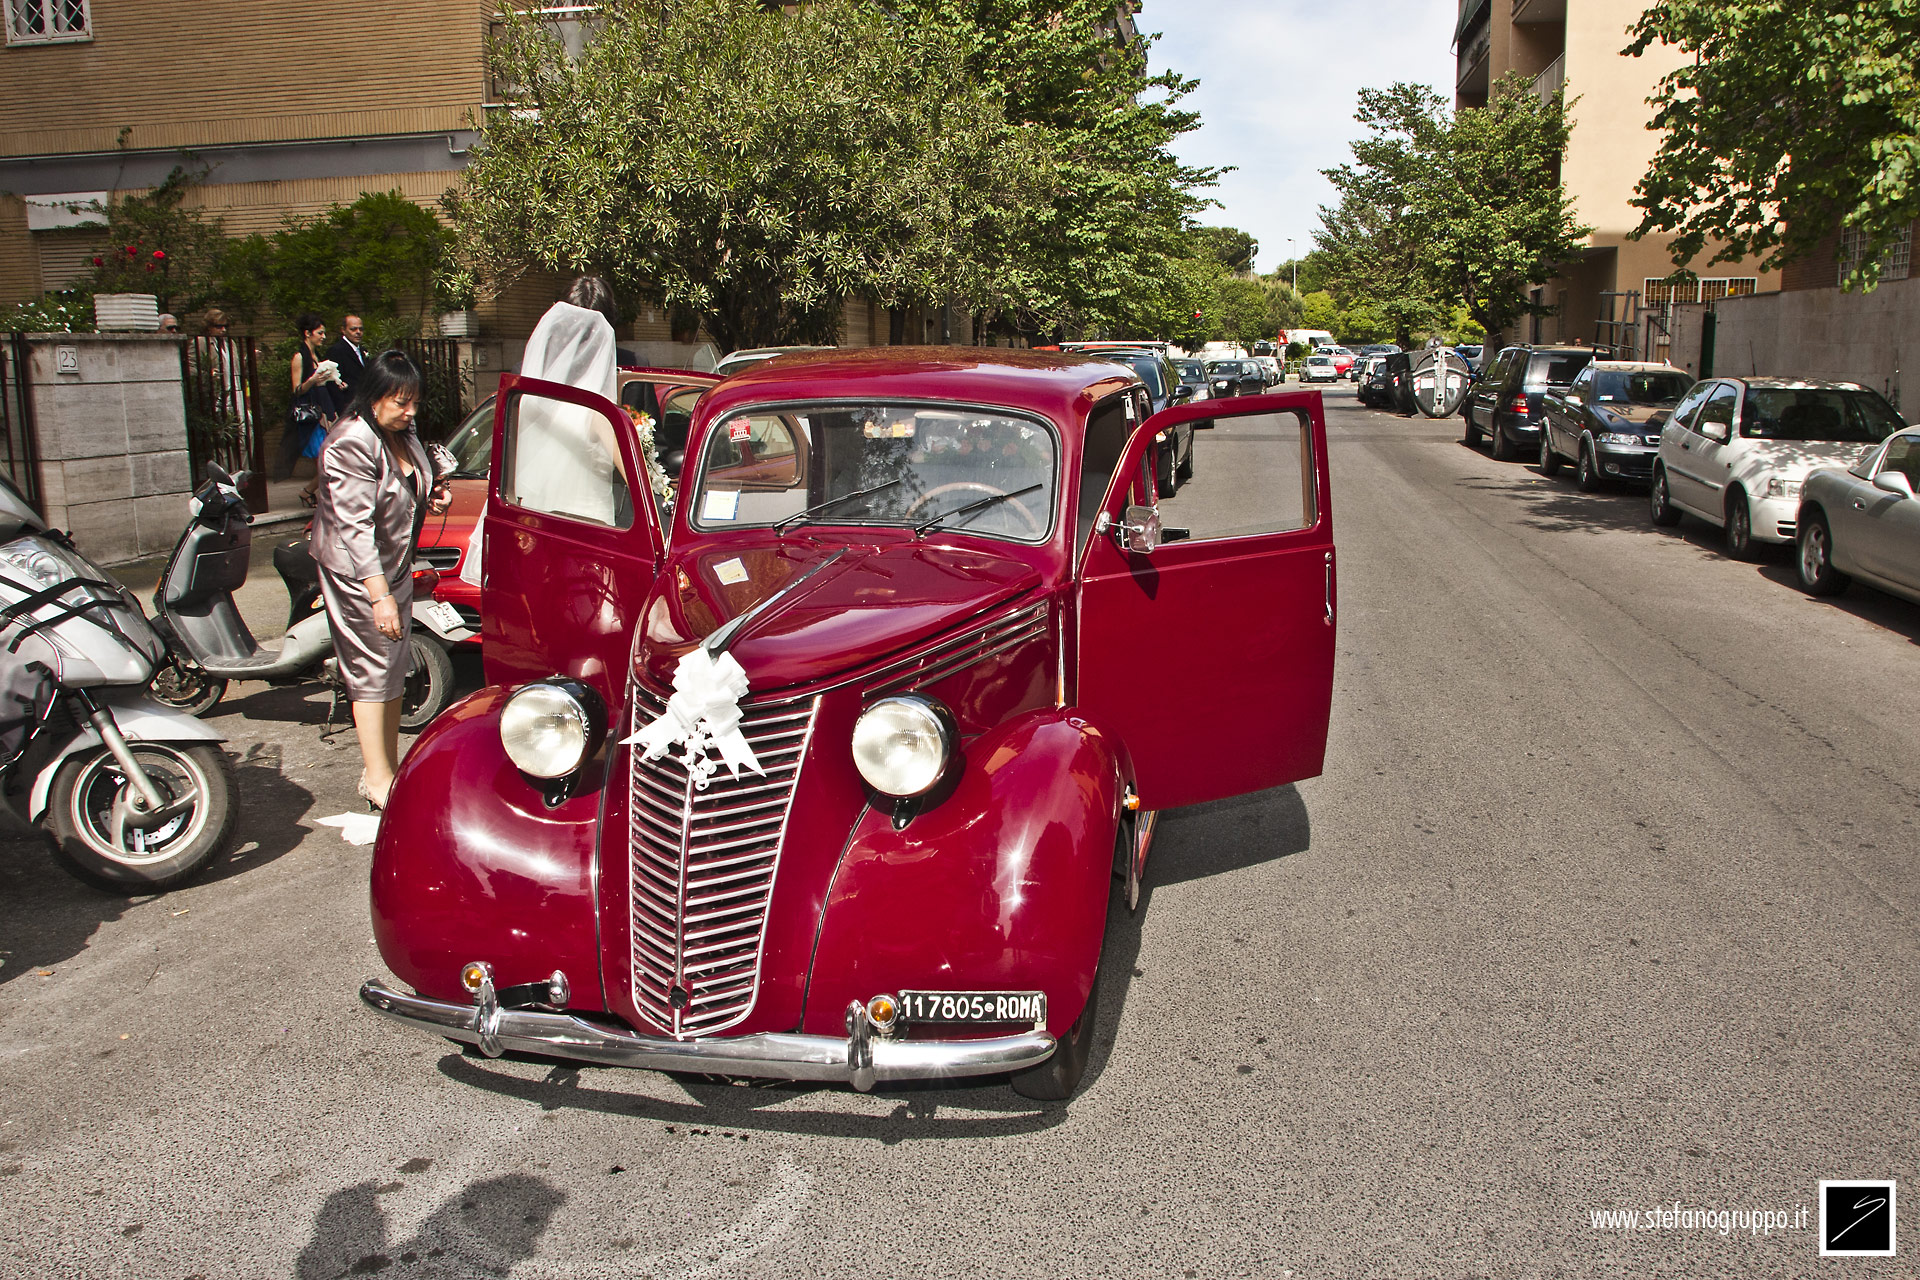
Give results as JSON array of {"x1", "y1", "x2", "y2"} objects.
[
  {"x1": 294, "y1": 1171, "x2": 564, "y2": 1280},
  {"x1": 0, "y1": 744, "x2": 314, "y2": 987},
  {"x1": 1754, "y1": 563, "x2": 1920, "y2": 645}
]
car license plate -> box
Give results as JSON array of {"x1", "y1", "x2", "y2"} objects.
[
  {"x1": 421, "y1": 600, "x2": 465, "y2": 633},
  {"x1": 897, "y1": 991, "x2": 1046, "y2": 1025}
]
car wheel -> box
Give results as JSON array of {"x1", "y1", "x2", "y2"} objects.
[
  {"x1": 1010, "y1": 956, "x2": 1101, "y2": 1102},
  {"x1": 1576, "y1": 444, "x2": 1602, "y2": 493},
  {"x1": 1796, "y1": 511, "x2": 1849, "y2": 596},
  {"x1": 1649, "y1": 468, "x2": 1682, "y2": 527},
  {"x1": 1462, "y1": 406, "x2": 1482, "y2": 444},
  {"x1": 1725, "y1": 491, "x2": 1756, "y2": 560},
  {"x1": 1539, "y1": 428, "x2": 1561, "y2": 477},
  {"x1": 1154, "y1": 443, "x2": 1176, "y2": 499},
  {"x1": 1489, "y1": 419, "x2": 1515, "y2": 461},
  {"x1": 1176, "y1": 436, "x2": 1194, "y2": 483}
]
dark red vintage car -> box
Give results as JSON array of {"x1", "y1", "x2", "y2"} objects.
[{"x1": 361, "y1": 347, "x2": 1336, "y2": 1099}]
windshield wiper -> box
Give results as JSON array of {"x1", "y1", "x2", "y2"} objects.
[
  {"x1": 772, "y1": 478, "x2": 902, "y2": 533},
  {"x1": 913, "y1": 483, "x2": 1044, "y2": 537}
]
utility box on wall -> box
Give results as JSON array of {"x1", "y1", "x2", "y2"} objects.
[{"x1": 24, "y1": 332, "x2": 192, "y2": 565}]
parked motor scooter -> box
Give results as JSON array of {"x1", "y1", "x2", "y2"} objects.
[
  {"x1": 0, "y1": 475, "x2": 236, "y2": 892},
  {"x1": 147, "y1": 465, "x2": 471, "y2": 730}
]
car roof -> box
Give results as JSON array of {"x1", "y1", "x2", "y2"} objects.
[
  {"x1": 700, "y1": 346, "x2": 1140, "y2": 428},
  {"x1": 1724, "y1": 376, "x2": 1870, "y2": 392},
  {"x1": 1585, "y1": 361, "x2": 1687, "y2": 373}
]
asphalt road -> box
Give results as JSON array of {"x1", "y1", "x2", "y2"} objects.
[{"x1": 2, "y1": 383, "x2": 1915, "y2": 1279}]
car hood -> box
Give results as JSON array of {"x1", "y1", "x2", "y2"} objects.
[
  {"x1": 635, "y1": 536, "x2": 1042, "y2": 693},
  {"x1": 1594, "y1": 403, "x2": 1677, "y2": 428}
]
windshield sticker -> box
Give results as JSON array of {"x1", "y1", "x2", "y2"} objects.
[
  {"x1": 702, "y1": 489, "x2": 740, "y2": 522},
  {"x1": 728, "y1": 422, "x2": 752, "y2": 443},
  {"x1": 864, "y1": 418, "x2": 916, "y2": 439},
  {"x1": 714, "y1": 558, "x2": 749, "y2": 586}
]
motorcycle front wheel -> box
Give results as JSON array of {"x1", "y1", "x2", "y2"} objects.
[
  {"x1": 46, "y1": 743, "x2": 237, "y2": 892},
  {"x1": 399, "y1": 633, "x2": 457, "y2": 732}
]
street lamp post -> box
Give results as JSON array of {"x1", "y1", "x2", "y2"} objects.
[{"x1": 1287, "y1": 238, "x2": 1296, "y2": 295}]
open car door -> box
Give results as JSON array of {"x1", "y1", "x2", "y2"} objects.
[
  {"x1": 479, "y1": 373, "x2": 666, "y2": 702},
  {"x1": 1076, "y1": 392, "x2": 1336, "y2": 810}
]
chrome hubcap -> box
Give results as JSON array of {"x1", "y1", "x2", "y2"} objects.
[{"x1": 1802, "y1": 527, "x2": 1825, "y2": 580}]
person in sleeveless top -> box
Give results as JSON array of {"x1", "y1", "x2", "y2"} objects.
[
  {"x1": 310, "y1": 350, "x2": 451, "y2": 810},
  {"x1": 289, "y1": 313, "x2": 346, "y2": 505}
]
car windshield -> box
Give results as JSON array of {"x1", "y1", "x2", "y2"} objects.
[
  {"x1": 1173, "y1": 360, "x2": 1205, "y2": 381},
  {"x1": 1740, "y1": 388, "x2": 1905, "y2": 443},
  {"x1": 1591, "y1": 371, "x2": 1691, "y2": 404},
  {"x1": 1209, "y1": 362, "x2": 1248, "y2": 376},
  {"x1": 689, "y1": 403, "x2": 1058, "y2": 542},
  {"x1": 1307, "y1": 357, "x2": 1332, "y2": 365},
  {"x1": 442, "y1": 397, "x2": 496, "y2": 476}
]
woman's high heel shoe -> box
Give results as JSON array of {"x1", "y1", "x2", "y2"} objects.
[{"x1": 357, "y1": 772, "x2": 386, "y2": 812}]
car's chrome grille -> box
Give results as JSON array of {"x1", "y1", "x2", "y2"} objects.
[
  {"x1": 417, "y1": 546, "x2": 462, "y2": 571},
  {"x1": 626, "y1": 686, "x2": 817, "y2": 1038},
  {"x1": 869, "y1": 602, "x2": 1049, "y2": 699}
]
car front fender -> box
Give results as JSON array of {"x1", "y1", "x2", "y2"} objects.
[
  {"x1": 371, "y1": 685, "x2": 609, "y2": 1009},
  {"x1": 801, "y1": 709, "x2": 1131, "y2": 1040}
]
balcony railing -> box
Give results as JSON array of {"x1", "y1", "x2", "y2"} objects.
[{"x1": 1532, "y1": 52, "x2": 1565, "y2": 105}]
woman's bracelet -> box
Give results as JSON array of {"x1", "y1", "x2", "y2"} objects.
[{"x1": 368, "y1": 592, "x2": 390, "y2": 604}]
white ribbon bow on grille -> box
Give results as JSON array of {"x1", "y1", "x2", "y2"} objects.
[{"x1": 622, "y1": 647, "x2": 763, "y2": 790}]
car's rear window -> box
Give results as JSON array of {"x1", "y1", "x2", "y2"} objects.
[
  {"x1": 1740, "y1": 389, "x2": 1905, "y2": 444},
  {"x1": 1527, "y1": 353, "x2": 1592, "y2": 386}
]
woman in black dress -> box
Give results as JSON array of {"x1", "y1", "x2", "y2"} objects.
[{"x1": 288, "y1": 313, "x2": 345, "y2": 504}]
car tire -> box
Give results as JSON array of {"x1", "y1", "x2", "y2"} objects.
[
  {"x1": 1010, "y1": 957, "x2": 1101, "y2": 1101},
  {"x1": 1725, "y1": 491, "x2": 1757, "y2": 560},
  {"x1": 1539, "y1": 429, "x2": 1561, "y2": 477},
  {"x1": 1796, "y1": 510, "x2": 1850, "y2": 596},
  {"x1": 1176, "y1": 438, "x2": 1194, "y2": 483},
  {"x1": 1462, "y1": 406, "x2": 1483, "y2": 445},
  {"x1": 1649, "y1": 468, "x2": 1682, "y2": 527},
  {"x1": 1576, "y1": 444, "x2": 1602, "y2": 493},
  {"x1": 1489, "y1": 419, "x2": 1515, "y2": 461},
  {"x1": 399, "y1": 633, "x2": 458, "y2": 731}
]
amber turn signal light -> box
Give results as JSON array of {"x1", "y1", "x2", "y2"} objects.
[
  {"x1": 865, "y1": 994, "x2": 899, "y2": 1032},
  {"x1": 461, "y1": 962, "x2": 491, "y2": 993}
]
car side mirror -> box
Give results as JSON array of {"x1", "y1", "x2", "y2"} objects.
[
  {"x1": 1102, "y1": 503, "x2": 1161, "y2": 555},
  {"x1": 1873, "y1": 471, "x2": 1916, "y2": 499},
  {"x1": 1701, "y1": 421, "x2": 1732, "y2": 444},
  {"x1": 1171, "y1": 384, "x2": 1195, "y2": 403}
]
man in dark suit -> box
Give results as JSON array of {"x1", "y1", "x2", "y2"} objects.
[{"x1": 327, "y1": 314, "x2": 368, "y2": 396}]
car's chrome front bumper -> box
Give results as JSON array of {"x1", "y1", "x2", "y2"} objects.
[{"x1": 359, "y1": 980, "x2": 1057, "y2": 1091}]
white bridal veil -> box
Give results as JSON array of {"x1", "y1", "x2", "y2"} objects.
[{"x1": 460, "y1": 302, "x2": 620, "y2": 585}]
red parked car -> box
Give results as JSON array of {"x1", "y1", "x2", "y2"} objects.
[
  {"x1": 361, "y1": 348, "x2": 1337, "y2": 1099},
  {"x1": 416, "y1": 368, "x2": 720, "y2": 636}
]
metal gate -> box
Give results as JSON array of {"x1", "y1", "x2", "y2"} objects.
[
  {"x1": 398, "y1": 337, "x2": 465, "y2": 440},
  {"x1": 180, "y1": 336, "x2": 269, "y2": 512},
  {"x1": 0, "y1": 333, "x2": 42, "y2": 512}
]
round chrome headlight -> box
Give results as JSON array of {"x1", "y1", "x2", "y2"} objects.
[
  {"x1": 500, "y1": 680, "x2": 599, "y2": 778},
  {"x1": 851, "y1": 695, "x2": 954, "y2": 798}
]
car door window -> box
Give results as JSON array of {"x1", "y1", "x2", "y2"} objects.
[
  {"x1": 1668, "y1": 383, "x2": 1711, "y2": 431},
  {"x1": 1078, "y1": 394, "x2": 1135, "y2": 555},
  {"x1": 500, "y1": 388, "x2": 634, "y2": 529},
  {"x1": 1880, "y1": 434, "x2": 1920, "y2": 487},
  {"x1": 1696, "y1": 385, "x2": 1737, "y2": 437},
  {"x1": 1156, "y1": 411, "x2": 1315, "y2": 542}
]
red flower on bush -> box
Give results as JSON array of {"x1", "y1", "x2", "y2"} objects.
[
  {"x1": 144, "y1": 262, "x2": 156, "y2": 272},
  {"x1": 92, "y1": 256, "x2": 104, "y2": 266},
  {"x1": 124, "y1": 245, "x2": 136, "y2": 256},
  {"x1": 152, "y1": 249, "x2": 166, "y2": 261}
]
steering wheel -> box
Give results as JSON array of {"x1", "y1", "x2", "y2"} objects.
[{"x1": 903, "y1": 482, "x2": 1044, "y2": 536}]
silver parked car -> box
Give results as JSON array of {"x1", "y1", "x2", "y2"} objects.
[{"x1": 1795, "y1": 428, "x2": 1920, "y2": 606}]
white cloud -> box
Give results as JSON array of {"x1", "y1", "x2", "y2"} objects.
[{"x1": 1139, "y1": 0, "x2": 1458, "y2": 274}]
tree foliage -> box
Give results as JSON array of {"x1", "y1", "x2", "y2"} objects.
[
  {"x1": 1192, "y1": 225, "x2": 1259, "y2": 276},
  {"x1": 1627, "y1": 0, "x2": 1920, "y2": 290},
  {"x1": 454, "y1": 0, "x2": 1033, "y2": 350},
  {"x1": 1315, "y1": 77, "x2": 1587, "y2": 344},
  {"x1": 884, "y1": 0, "x2": 1220, "y2": 340},
  {"x1": 227, "y1": 191, "x2": 452, "y2": 329}
]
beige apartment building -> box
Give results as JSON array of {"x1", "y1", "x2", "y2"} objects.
[{"x1": 1453, "y1": 0, "x2": 1777, "y2": 357}]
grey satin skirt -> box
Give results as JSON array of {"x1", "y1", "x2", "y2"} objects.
[{"x1": 318, "y1": 564, "x2": 415, "y2": 702}]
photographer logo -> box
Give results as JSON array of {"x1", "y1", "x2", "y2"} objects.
[{"x1": 1819, "y1": 1180, "x2": 1895, "y2": 1257}]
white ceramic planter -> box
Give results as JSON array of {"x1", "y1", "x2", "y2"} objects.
[
  {"x1": 439, "y1": 311, "x2": 478, "y2": 338},
  {"x1": 93, "y1": 293, "x2": 160, "y2": 331}
]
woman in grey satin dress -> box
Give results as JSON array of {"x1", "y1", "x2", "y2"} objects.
[{"x1": 311, "y1": 351, "x2": 451, "y2": 809}]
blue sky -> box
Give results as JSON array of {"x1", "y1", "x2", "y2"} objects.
[{"x1": 1138, "y1": 1, "x2": 1458, "y2": 275}]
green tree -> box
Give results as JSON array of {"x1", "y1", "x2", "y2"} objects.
[
  {"x1": 1627, "y1": 0, "x2": 1920, "y2": 289},
  {"x1": 889, "y1": 0, "x2": 1219, "y2": 339},
  {"x1": 1317, "y1": 77, "x2": 1587, "y2": 345},
  {"x1": 455, "y1": 0, "x2": 1031, "y2": 351},
  {"x1": 1210, "y1": 274, "x2": 1292, "y2": 350},
  {"x1": 1298, "y1": 290, "x2": 1340, "y2": 333},
  {"x1": 233, "y1": 190, "x2": 451, "y2": 331},
  {"x1": 1192, "y1": 225, "x2": 1259, "y2": 276}
]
